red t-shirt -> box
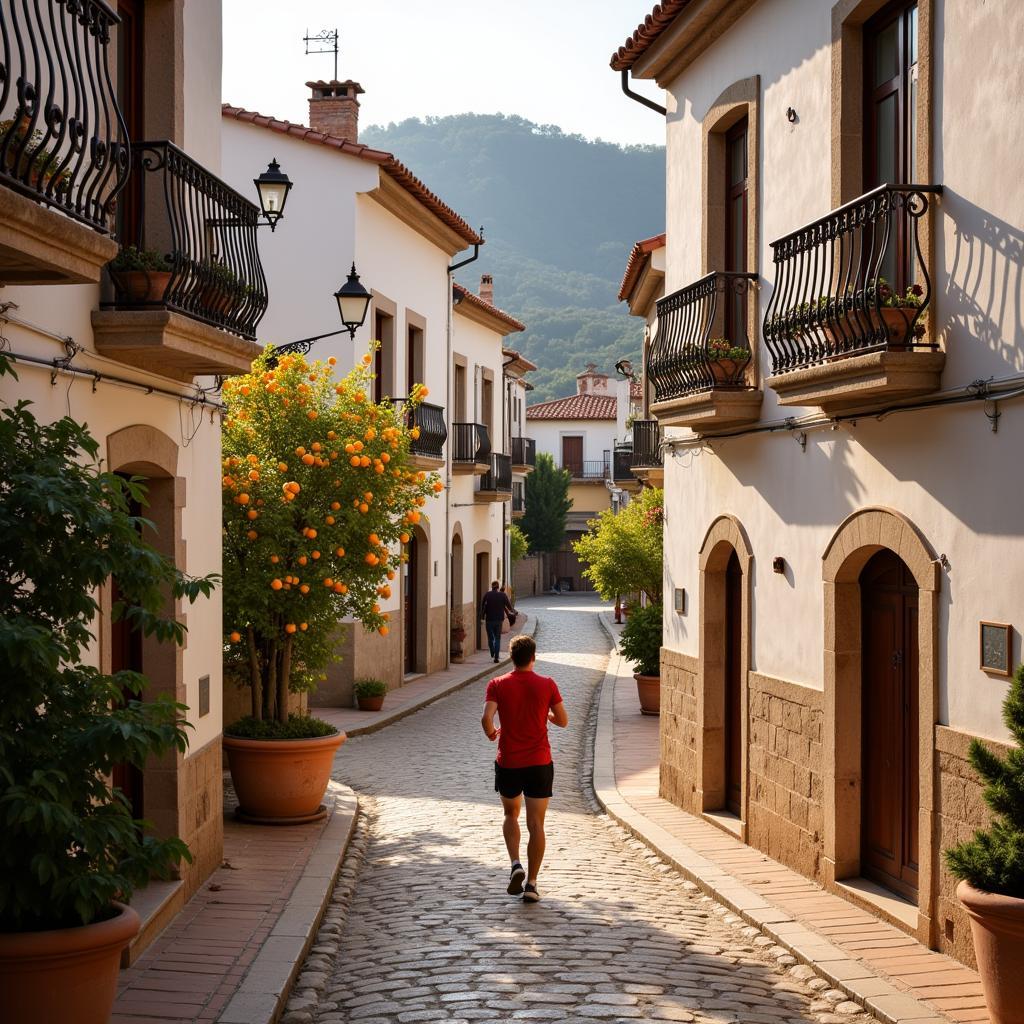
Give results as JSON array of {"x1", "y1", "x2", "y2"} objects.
[{"x1": 485, "y1": 669, "x2": 563, "y2": 769}]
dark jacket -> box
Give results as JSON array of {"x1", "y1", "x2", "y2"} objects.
[{"x1": 480, "y1": 589, "x2": 513, "y2": 623}]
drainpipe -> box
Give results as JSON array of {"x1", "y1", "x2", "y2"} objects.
[{"x1": 620, "y1": 68, "x2": 667, "y2": 116}]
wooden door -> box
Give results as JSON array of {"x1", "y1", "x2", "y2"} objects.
[
  {"x1": 403, "y1": 534, "x2": 418, "y2": 674},
  {"x1": 724, "y1": 551, "x2": 743, "y2": 816},
  {"x1": 475, "y1": 552, "x2": 488, "y2": 651},
  {"x1": 861, "y1": 549, "x2": 919, "y2": 900},
  {"x1": 724, "y1": 118, "x2": 749, "y2": 345},
  {"x1": 561, "y1": 436, "x2": 583, "y2": 476}
]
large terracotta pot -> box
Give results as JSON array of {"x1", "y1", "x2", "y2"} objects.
[
  {"x1": 635, "y1": 673, "x2": 661, "y2": 716},
  {"x1": 224, "y1": 731, "x2": 346, "y2": 825},
  {"x1": 957, "y1": 880, "x2": 1024, "y2": 1024},
  {"x1": 0, "y1": 901, "x2": 140, "y2": 1024},
  {"x1": 112, "y1": 269, "x2": 171, "y2": 304},
  {"x1": 356, "y1": 695, "x2": 384, "y2": 712}
]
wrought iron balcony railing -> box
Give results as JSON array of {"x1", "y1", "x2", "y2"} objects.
[
  {"x1": 451, "y1": 422, "x2": 491, "y2": 467},
  {"x1": 512, "y1": 481, "x2": 525, "y2": 513},
  {"x1": 563, "y1": 459, "x2": 609, "y2": 480},
  {"x1": 763, "y1": 184, "x2": 942, "y2": 374},
  {"x1": 630, "y1": 419, "x2": 663, "y2": 469},
  {"x1": 612, "y1": 446, "x2": 634, "y2": 484},
  {"x1": 650, "y1": 271, "x2": 759, "y2": 403},
  {"x1": 105, "y1": 141, "x2": 268, "y2": 339},
  {"x1": 402, "y1": 400, "x2": 446, "y2": 460},
  {"x1": 480, "y1": 452, "x2": 512, "y2": 494},
  {"x1": 0, "y1": 0, "x2": 129, "y2": 233},
  {"x1": 510, "y1": 436, "x2": 536, "y2": 468}
]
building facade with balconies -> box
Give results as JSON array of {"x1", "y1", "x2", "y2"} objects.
[
  {"x1": 0, "y1": 0, "x2": 257, "y2": 952},
  {"x1": 614, "y1": 0, "x2": 1024, "y2": 967}
]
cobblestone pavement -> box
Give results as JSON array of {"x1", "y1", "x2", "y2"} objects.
[{"x1": 283, "y1": 597, "x2": 877, "y2": 1024}]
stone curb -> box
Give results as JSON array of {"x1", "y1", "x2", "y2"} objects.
[
  {"x1": 216, "y1": 784, "x2": 359, "y2": 1024},
  {"x1": 341, "y1": 613, "x2": 537, "y2": 738},
  {"x1": 591, "y1": 613, "x2": 949, "y2": 1024}
]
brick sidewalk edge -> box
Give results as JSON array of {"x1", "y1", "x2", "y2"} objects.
[
  {"x1": 342, "y1": 613, "x2": 538, "y2": 738},
  {"x1": 591, "y1": 612, "x2": 948, "y2": 1024}
]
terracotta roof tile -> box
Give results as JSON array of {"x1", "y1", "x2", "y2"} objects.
[
  {"x1": 221, "y1": 104, "x2": 482, "y2": 245},
  {"x1": 526, "y1": 393, "x2": 618, "y2": 421},
  {"x1": 618, "y1": 232, "x2": 666, "y2": 302},
  {"x1": 452, "y1": 282, "x2": 526, "y2": 333},
  {"x1": 609, "y1": 1, "x2": 692, "y2": 71}
]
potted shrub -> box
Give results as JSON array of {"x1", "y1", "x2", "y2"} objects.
[
  {"x1": 354, "y1": 678, "x2": 387, "y2": 712},
  {"x1": 0, "y1": 358, "x2": 215, "y2": 1024},
  {"x1": 875, "y1": 278, "x2": 928, "y2": 346},
  {"x1": 0, "y1": 116, "x2": 72, "y2": 193},
  {"x1": 222, "y1": 348, "x2": 441, "y2": 824},
  {"x1": 451, "y1": 611, "x2": 467, "y2": 662},
  {"x1": 706, "y1": 337, "x2": 750, "y2": 384},
  {"x1": 618, "y1": 601, "x2": 663, "y2": 716},
  {"x1": 108, "y1": 245, "x2": 173, "y2": 304},
  {"x1": 197, "y1": 259, "x2": 247, "y2": 317},
  {"x1": 945, "y1": 664, "x2": 1024, "y2": 1024}
]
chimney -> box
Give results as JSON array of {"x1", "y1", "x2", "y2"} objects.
[
  {"x1": 479, "y1": 273, "x2": 494, "y2": 305},
  {"x1": 306, "y1": 79, "x2": 365, "y2": 142},
  {"x1": 576, "y1": 363, "x2": 609, "y2": 395}
]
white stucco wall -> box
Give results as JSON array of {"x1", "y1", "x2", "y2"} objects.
[
  {"x1": 526, "y1": 417, "x2": 624, "y2": 470},
  {"x1": 182, "y1": 0, "x2": 223, "y2": 171}
]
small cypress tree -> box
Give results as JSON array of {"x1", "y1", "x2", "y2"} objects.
[
  {"x1": 945, "y1": 664, "x2": 1024, "y2": 898},
  {"x1": 521, "y1": 452, "x2": 571, "y2": 555}
]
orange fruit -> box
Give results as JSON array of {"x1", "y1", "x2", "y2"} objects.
[
  {"x1": 299, "y1": 584, "x2": 310, "y2": 594},
  {"x1": 278, "y1": 462, "x2": 288, "y2": 472},
  {"x1": 386, "y1": 570, "x2": 395, "y2": 581},
  {"x1": 331, "y1": 501, "x2": 341, "y2": 511},
  {"x1": 247, "y1": 509, "x2": 258, "y2": 520},
  {"x1": 326, "y1": 515, "x2": 335, "y2": 525},
  {"x1": 334, "y1": 582, "x2": 347, "y2": 594},
  {"x1": 381, "y1": 452, "x2": 390, "y2": 463},
  {"x1": 328, "y1": 357, "x2": 337, "y2": 366},
  {"x1": 248, "y1": 470, "x2": 260, "y2": 481},
  {"x1": 229, "y1": 631, "x2": 241, "y2": 643},
  {"x1": 335, "y1": 547, "x2": 345, "y2": 557},
  {"x1": 302, "y1": 453, "x2": 315, "y2": 465},
  {"x1": 308, "y1": 410, "x2": 318, "y2": 420},
  {"x1": 350, "y1": 455, "x2": 361, "y2": 467},
  {"x1": 285, "y1": 623, "x2": 297, "y2": 634},
  {"x1": 271, "y1": 578, "x2": 283, "y2": 590},
  {"x1": 307, "y1": 528, "x2": 317, "y2": 539},
  {"x1": 295, "y1": 447, "x2": 306, "y2": 456},
  {"x1": 359, "y1": 502, "x2": 369, "y2": 514},
  {"x1": 270, "y1": 554, "x2": 280, "y2": 564},
  {"x1": 299, "y1": 622, "x2": 308, "y2": 631},
  {"x1": 324, "y1": 577, "x2": 334, "y2": 588},
  {"x1": 311, "y1": 551, "x2": 321, "y2": 560},
  {"x1": 378, "y1": 625, "x2": 389, "y2": 636},
  {"x1": 365, "y1": 553, "x2": 378, "y2": 565},
  {"x1": 237, "y1": 493, "x2": 250, "y2": 505},
  {"x1": 399, "y1": 532, "x2": 409, "y2": 544},
  {"x1": 246, "y1": 529, "x2": 258, "y2": 540},
  {"x1": 298, "y1": 555, "x2": 308, "y2": 566}
]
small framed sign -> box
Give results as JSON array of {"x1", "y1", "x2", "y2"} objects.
[{"x1": 980, "y1": 622, "x2": 1012, "y2": 677}]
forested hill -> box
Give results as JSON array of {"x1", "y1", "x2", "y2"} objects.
[{"x1": 360, "y1": 114, "x2": 665, "y2": 404}]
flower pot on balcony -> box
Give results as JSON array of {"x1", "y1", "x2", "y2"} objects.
[
  {"x1": 0, "y1": 901, "x2": 140, "y2": 1024},
  {"x1": 709, "y1": 359, "x2": 744, "y2": 385},
  {"x1": 223, "y1": 732, "x2": 345, "y2": 824},
  {"x1": 956, "y1": 881, "x2": 1024, "y2": 1024},
  {"x1": 113, "y1": 269, "x2": 172, "y2": 304},
  {"x1": 634, "y1": 673, "x2": 661, "y2": 716}
]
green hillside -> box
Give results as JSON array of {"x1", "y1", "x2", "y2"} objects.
[{"x1": 360, "y1": 114, "x2": 665, "y2": 404}]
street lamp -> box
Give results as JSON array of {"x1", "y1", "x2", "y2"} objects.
[{"x1": 254, "y1": 159, "x2": 293, "y2": 231}]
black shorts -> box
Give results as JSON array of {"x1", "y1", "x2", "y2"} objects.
[{"x1": 494, "y1": 761, "x2": 554, "y2": 799}]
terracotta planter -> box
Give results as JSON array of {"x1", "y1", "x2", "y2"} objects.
[
  {"x1": 708, "y1": 357, "x2": 746, "y2": 385},
  {"x1": 634, "y1": 673, "x2": 661, "y2": 716},
  {"x1": 879, "y1": 306, "x2": 918, "y2": 346},
  {"x1": 0, "y1": 901, "x2": 140, "y2": 1024},
  {"x1": 223, "y1": 731, "x2": 345, "y2": 824},
  {"x1": 112, "y1": 269, "x2": 171, "y2": 304},
  {"x1": 957, "y1": 880, "x2": 1024, "y2": 1024},
  {"x1": 356, "y1": 695, "x2": 385, "y2": 712}
]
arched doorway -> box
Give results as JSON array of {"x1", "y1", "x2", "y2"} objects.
[
  {"x1": 451, "y1": 530, "x2": 464, "y2": 613},
  {"x1": 403, "y1": 532, "x2": 419, "y2": 675},
  {"x1": 860, "y1": 549, "x2": 919, "y2": 901},
  {"x1": 724, "y1": 551, "x2": 743, "y2": 817}
]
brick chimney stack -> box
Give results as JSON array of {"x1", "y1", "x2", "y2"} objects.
[
  {"x1": 306, "y1": 79, "x2": 365, "y2": 142},
  {"x1": 479, "y1": 273, "x2": 494, "y2": 305}
]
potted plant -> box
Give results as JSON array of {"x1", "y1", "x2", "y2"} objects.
[
  {"x1": 451, "y1": 611, "x2": 467, "y2": 662},
  {"x1": 354, "y1": 678, "x2": 387, "y2": 712},
  {"x1": 0, "y1": 116, "x2": 72, "y2": 193},
  {"x1": 875, "y1": 278, "x2": 928, "y2": 347},
  {"x1": 945, "y1": 664, "x2": 1024, "y2": 1024},
  {"x1": 108, "y1": 245, "x2": 173, "y2": 304},
  {"x1": 197, "y1": 259, "x2": 247, "y2": 316},
  {"x1": 706, "y1": 337, "x2": 750, "y2": 384},
  {"x1": 0, "y1": 357, "x2": 215, "y2": 1024},
  {"x1": 222, "y1": 347, "x2": 441, "y2": 824},
  {"x1": 618, "y1": 601, "x2": 663, "y2": 716}
]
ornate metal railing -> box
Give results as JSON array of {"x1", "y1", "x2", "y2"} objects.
[
  {"x1": 763, "y1": 184, "x2": 942, "y2": 374},
  {"x1": 402, "y1": 400, "x2": 446, "y2": 460},
  {"x1": 563, "y1": 459, "x2": 609, "y2": 480},
  {"x1": 106, "y1": 141, "x2": 268, "y2": 338},
  {"x1": 512, "y1": 481, "x2": 525, "y2": 513},
  {"x1": 0, "y1": 0, "x2": 129, "y2": 232},
  {"x1": 451, "y1": 422, "x2": 491, "y2": 467},
  {"x1": 480, "y1": 452, "x2": 512, "y2": 494},
  {"x1": 612, "y1": 446, "x2": 634, "y2": 483},
  {"x1": 650, "y1": 271, "x2": 758, "y2": 402},
  {"x1": 510, "y1": 436, "x2": 536, "y2": 468},
  {"x1": 631, "y1": 419, "x2": 663, "y2": 470}
]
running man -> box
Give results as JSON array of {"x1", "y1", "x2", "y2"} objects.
[
  {"x1": 481, "y1": 634, "x2": 569, "y2": 903},
  {"x1": 479, "y1": 580, "x2": 514, "y2": 663}
]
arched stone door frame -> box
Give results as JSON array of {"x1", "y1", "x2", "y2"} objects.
[{"x1": 822, "y1": 507, "x2": 939, "y2": 944}]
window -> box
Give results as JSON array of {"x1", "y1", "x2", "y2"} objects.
[
  {"x1": 561, "y1": 436, "x2": 583, "y2": 476},
  {"x1": 406, "y1": 323, "x2": 423, "y2": 395},
  {"x1": 725, "y1": 118, "x2": 749, "y2": 344},
  {"x1": 481, "y1": 374, "x2": 494, "y2": 438},
  {"x1": 373, "y1": 309, "x2": 394, "y2": 403},
  {"x1": 454, "y1": 362, "x2": 467, "y2": 422}
]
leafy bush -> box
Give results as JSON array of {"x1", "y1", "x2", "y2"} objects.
[
  {"x1": 224, "y1": 715, "x2": 338, "y2": 740},
  {"x1": 354, "y1": 679, "x2": 387, "y2": 699},
  {"x1": 0, "y1": 359, "x2": 216, "y2": 931},
  {"x1": 945, "y1": 665, "x2": 1024, "y2": 898},
  {"x1": 618, "y1": 602, "x2": 663, "y2": 677},
  {"x1": 109, "y1": 245, "x2": 171, "y2": 273},
  {"x1": 508, "y1": 522, "x2": 529, "y2": 565}
]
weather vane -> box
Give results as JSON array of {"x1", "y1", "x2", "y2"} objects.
[{"x1": 303, "y1": 28, "x2": 339, "y2": 81}]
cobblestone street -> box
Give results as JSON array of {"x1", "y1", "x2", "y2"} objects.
[{"x1": 284, "y1": 597, "x2": 878, "y2": 1024}]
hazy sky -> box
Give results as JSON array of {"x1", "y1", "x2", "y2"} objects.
[{"x1": 222, "y1": 0, "x2": 665, "y2": 149}]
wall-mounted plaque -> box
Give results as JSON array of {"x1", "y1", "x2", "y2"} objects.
[
  {"x1": 198, "y1": 674, "x2": 211, "y2": 717},
  {"x1": 980, "y1": 622, "x2": 1012, "y2": 676},
  {"x1": 674, "y1": 587, "x2": 686, "y2": 615}
]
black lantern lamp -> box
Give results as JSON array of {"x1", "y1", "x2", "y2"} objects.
[
  {"x1": 254, "y1": 159, "x2": 293, "y2": 231},
  {"x1": 334, "y1": 263, "x2": 372, "y2": 339}
]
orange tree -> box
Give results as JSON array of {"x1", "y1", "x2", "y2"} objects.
[{"x1": 221, "y1": 348, "x2": 441, "y2": 728}]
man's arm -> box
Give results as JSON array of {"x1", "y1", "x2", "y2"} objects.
[
  {"x1": 548, "y1": 701, "x2": 568, "y2": 728},
  {"x1": 481, "y1": 700, "x2": 500, "y2": 741}
]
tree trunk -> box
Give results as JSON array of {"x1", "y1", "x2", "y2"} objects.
[
  {"x1": 266, "y1": 638, "x2": 278, "y2": 722},
  {"x1": 277, "y1": 636, "x2": 293, "y2": 725},
  {"x1": 246, "y1": 627, "x2": 262, "y2": 720}
]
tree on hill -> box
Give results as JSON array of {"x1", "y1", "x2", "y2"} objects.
[{"x1": 521, "y1": 453, "x2": 571, "y2": 555}]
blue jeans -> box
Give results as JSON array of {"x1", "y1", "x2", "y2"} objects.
[{"x1": 485, "y1": 620, "x2": 503, "y2": 659}]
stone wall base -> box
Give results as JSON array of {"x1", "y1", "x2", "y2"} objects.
[{"x1": 659, "y1": 648, "x2": 700, "y2": 814}]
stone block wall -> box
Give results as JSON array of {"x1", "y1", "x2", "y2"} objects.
[
  {"x1": 179, "y1": 736, "x2": 223, "y2": 899},
  {"x1": 659, "y1": 648, "x2": 700, "y2": 813},
  {"x1": 747, "y1": 673, "x2": 825, "y2": 881}
]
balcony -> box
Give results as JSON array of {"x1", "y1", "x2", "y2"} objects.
[
  {"x1": 511, "y1": 481, "x2": 525, "y2": 518},
  {"x1": 649, "y1": 272, "x2": 762, "y2": 429},
  {"x1": 0, "y1": 0, "x2": 129, "y2": 284},
  {"x1": 612, "y1": 446, "x2": 640, "y2": 492},
  {"x1": 403, "y1": 400, "x2": 446, "y2": 469},
  {"x1": 476, "y1": 453, "x2": 512, "y2": 503},
  {"x1": 93, "y1": 141, "x2": 268, "y2": 381},
  {"x1": 510, "y1": 436, "x2": 536, "y2": 472},
  {"x1": 564, "y1": 459, "x2": 609, "y2": 482},
  {"x1": 631, "y1": 419, "x2": 664, "y2": 487},
  {"x1": 451, "y1": 422, "x2": 491, "y2": 475},
  {"x1": 763, "y1": 184, "x2": 945, "y2": 412}
]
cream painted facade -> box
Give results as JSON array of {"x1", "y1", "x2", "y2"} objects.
[{"x1": 619, "y1": 0, "x2": 1024, "y2": 966}]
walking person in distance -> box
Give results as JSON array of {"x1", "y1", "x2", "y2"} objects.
[
  {"x1": 481, "y1": 634, "x2": 569, "y2": 903},
  {"x1": 479, "y1": 579, "x2": 514, "y2": 663}
]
